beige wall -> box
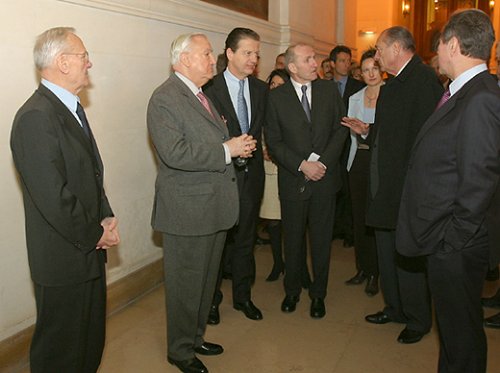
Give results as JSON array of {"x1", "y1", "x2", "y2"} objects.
[{"x1": 0, "y1": 0, "x2": 339, "y2": 343}]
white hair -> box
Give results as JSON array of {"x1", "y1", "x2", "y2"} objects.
[
  {"x1": 33, "y1": 27, "x2": 75, "y2": 71},
  {"x1": 170, "y1": 33, "x2": 206, "y2": 66}
]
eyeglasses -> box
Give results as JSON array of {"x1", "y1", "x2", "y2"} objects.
[{"x1": 63, "y1": 51, "x2": 90, "y2": 61}]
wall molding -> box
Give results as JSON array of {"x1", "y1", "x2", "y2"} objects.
[{"x1": 0, "y1": 259, "x2": 164, "y2": 373}]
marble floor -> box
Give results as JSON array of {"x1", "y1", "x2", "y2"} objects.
[{"x1": 21, "y1": 240, "x2": 500, "y2": 373}]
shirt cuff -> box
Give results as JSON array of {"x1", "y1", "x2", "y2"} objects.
[{"x1": 222, "y1": 143, "x2": 232, "y2": 165}]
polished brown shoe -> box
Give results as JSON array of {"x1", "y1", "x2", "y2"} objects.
[
  {"x1": 281, "y1": 295, "x2": 299, "y2": 313},
  {"x1": 194, "y1": 342, "x2": 223, "y2": 356},
  {"x1": 397, "y1": 327, "x2": 426, "y2": 344},
  {"x1": 167, "y1": 356, "x2": 208, "y2": 373},
  {"x1": 484, "y1": 312, "x2": 500, "y2": 329},
  {"x1": 233, "y1": 300, "x2": 263, "y2": 320},
  {"x1": 310, "y1": 298, "x2": 326, "y2": 319}
]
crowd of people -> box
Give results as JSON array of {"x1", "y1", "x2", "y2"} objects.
[{"x1": 10, "y1": 8, "x2": 500, "y2": 373}]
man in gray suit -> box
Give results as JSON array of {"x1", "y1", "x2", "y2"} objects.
[{"x1": 147, "y1": 33, "x2": 256, "y2": 373}]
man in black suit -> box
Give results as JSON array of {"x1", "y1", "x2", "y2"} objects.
[
  {"x1": 10, "y1": 27, "x2": 120, "y2": 373},
  {"x1": 396, "y1": 10, "x2": 500, "y2": 372},
  {"x1": 329, "y1": 45, "x2": 365, "y2": 249},
  {"x1": 204, "y1": 28, "x2": 267, "y2": 323},
  {"x1": 344, "y1": 27, "x2": 443, "y2": 344},
  {"x1": 265, "y1": 43, "x2": 347, "y2": 318}
]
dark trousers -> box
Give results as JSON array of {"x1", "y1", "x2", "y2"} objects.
[
  {"x1": 375, "y1": 229, "x2": 431, "y2": 332},
  {"x1": 30, "y1": 255, "x2": 106, "y2": 373},
  {"x1": 163, "y1": 231, "x2": 226, "y2": 360},
  {"x1": 349, "y1": 149, "x2": 378, "y2": 276},
  {"x1": 427, "y1": 233, "x2": 489, "y2": 373},
  {"x1": 281, "y1": 193, "x2": 335, "y2": 299}
]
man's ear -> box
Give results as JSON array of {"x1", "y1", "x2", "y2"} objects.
[
  {"x1": 55, "y1": 54, "x2": 70, "y2": 74},
  {"x1": 226, "y1": 48, "x2": 235, "y2": 63},
  {"x1": 179, "y1": 52, "x2": 190, "y2": 67},
  {"x1": 448, "y1": 36, "x2": 459, "y2": 57},
  {"x1": 288, "y1": 62, "x2": 297, "y2": 75}
]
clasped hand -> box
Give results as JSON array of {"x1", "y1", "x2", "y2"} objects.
[
  {"x1": 300, "y1": 160, "x2": 326, "y2": 181},
  {"x1": 97, "y1": 217, "x2": 120, "y2": 249},
  {"x1": 225, "y1": 134, "x2": 257, "y2": 158}
]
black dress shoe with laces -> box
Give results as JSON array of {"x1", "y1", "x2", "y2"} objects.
[
  {"x1": 167, "y1": 356, "x2": 208, "y2": 373},
  {"x1": 345, "y1": 270, "x2": 366, "y2": 285},
  {"x1": 194, "y1": 342, "x2": 223, "y2": 356},
  {"x1": 484, "y1": 312, "x2": 500, "y2": 328},
  {"x1": 233, "y1": 300, "x2": 263, "y2": 320},
  {"x1": 281, "y1": 295, "x2": 299, "y2": 313},
  {"x1": 397, "y1": 327, "x2": 426, "y2": 344},
  {"x1": 206, "y1": 304, "x2": 220, "y2": 325},
  {"x1": 364, "y1": 275, "x2": 379, "y2": 296},
  {"x1": 310, "y1": 298, "x2": 326, "y2": 318}
]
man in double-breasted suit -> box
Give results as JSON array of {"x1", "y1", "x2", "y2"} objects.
[
  {"x1": 352, "y1": 27, "x2": 443, "y2": 345},
  {"x1": 147, "y1": 33, "x2": 256, "y2": 373},
  {"x1": 10, "y1": 27, "x2": 120, "y2": 373},
  {"x1": 265, "y1": 43, "x2": 347, "y2": 319},
  {"x1": 396, "y1": 10, "x2": 500, "y2": 372},
  {"x1": 204, "y1": 28, "x2": 267, "y2": 323}
]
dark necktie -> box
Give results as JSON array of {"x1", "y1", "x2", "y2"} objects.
[
  {"x1": 197, "y1": 91, "x2": 214, "y2": 117},
  {"x1": 237, "y1": 80, "x2": 250, "y2": 133},
  {"x1": 76, "y1": 102, "x2": 91, "y2": 138},
  {"x1": 301, "y1": 85, "x2": 311, "y2": 122},
  {"x1": 435, "y1": 88, "x2": 451, "y2": 111}
]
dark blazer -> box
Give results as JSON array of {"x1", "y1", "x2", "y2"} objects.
[
  {"x1": 265, "y1": 79, "x2": 348, "y2": 200},
  {"x1": 203, "y1": 73, "x2": 266, "y2": 202},
  {"x1": 396, "y1": 71, "x2": 500, "y2": 264},
  {"x1": 366, "y1": 55, "x2": 444, "y2": 229},
  {"x1": 147, "y1": 73, "x2": 239, "y2": 236},
  {"x1": 10, "y1": 84, "x2": 113, "y2": 286}
]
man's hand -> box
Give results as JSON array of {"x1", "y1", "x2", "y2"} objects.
[
  {"x1": 97, "y1": 217, "x2": 120, "y2": 249},
  {"x1": 300, "y1": 160, "x2": 326, "y2": 181},
  {"x1": 225, "y1": 134, "x2": 257, "y2": 158},
  {"x1": 341, "y1": 117, "x2": 370, "y2": 136}
]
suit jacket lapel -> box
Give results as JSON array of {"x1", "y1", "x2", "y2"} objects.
[
  {"x1": 283, "y1": 80, "x2": 310, "y2": 124},
  {"x1": 171, "y1": 74, "x2": 227, "y2": 134}
]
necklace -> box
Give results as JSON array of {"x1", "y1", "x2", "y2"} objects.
[{"x1": 365, "y1": 91, "x2": 378, "y2": 104}]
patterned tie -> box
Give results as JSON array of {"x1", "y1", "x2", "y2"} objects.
[
  {"x1": 197, "y1": 91, "x2": 214, "y2": 117},
  {"x1": 435, "y1": 88, "x2": 451, "y2": 111},
  {"x1": 76, "y1": 102, "x2": 91, "y2": 138},
  {"x1": 301, "y1": 85, "x2": 311, "y2": 122},
  {"x1": 237, "y1": 79, "x2": 250, "y2": 133}
]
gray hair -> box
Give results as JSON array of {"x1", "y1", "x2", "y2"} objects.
[
  {"x1": 33, "y1": 27, "x2": 75, "y2": 71},
  {"x1": 382, "y1": 26, "x2": 416, "y2": 52},
  {"x1": 440, "y1": 9, "x2": 494, "y2": 61},
  {"x1": 284, "y1": 43, "x2": 311, "y2": 73},
  {"x1": 170, "y1": 33, "x2": 206, "y2": 66}
]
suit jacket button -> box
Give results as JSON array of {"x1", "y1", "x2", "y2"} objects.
[
  {"x1": 95, "y1": 172, "x2": 100, "y2": 177},
  {"x1": 232, "y1": 178, "x2": 236, "y2": 182},
  {"x1": 299, "y1": 186, "x2": 305, "y2": 193}
]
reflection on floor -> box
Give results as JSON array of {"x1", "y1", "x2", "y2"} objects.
[{"x1": 22, "y1": 240, "x2": 500, "y2": 373}]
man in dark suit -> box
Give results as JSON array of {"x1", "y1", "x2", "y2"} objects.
[
  {"x1": 265, "y1": 43, "x2": 347, "y2": 318},
  {"x1": 204, "y1": 28, "x2": 267, "y2": 323},
  {"x1": 329, "y1": 45, "x2": 365, "y2": 249},
  {"x1": 396, "y1": 10, "x2": 500, "y2": 372},
  {"x1": 147, "y1": 33, "x2": 256, "y2": 373},
  {"x1": 10, "y1": 27, "x2": 120, "y2": 373},
  {"x1": 344, "y1": 27, "x2": 443, "y2": 344}
]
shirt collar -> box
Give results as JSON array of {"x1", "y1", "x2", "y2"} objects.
[
  {"x1": 175, "y1": 71, "x2": 201, "y2": 95},
  {"x1": 223, "y1": 68, "x2": 248, "y2": 84},
  {"x1": 396, "y1": 56, "x2": 413, "y2": 76},
  {"x1": 41, "y1": 78, "x2": 79, "y2": 113},
  {"x1": 449, "y1": 63, "x2": 487, "y2": 97}
]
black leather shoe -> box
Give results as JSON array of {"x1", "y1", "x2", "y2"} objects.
[
  {"x1": 281, "y1": 295, "x2": 299, "y2": 313},
  {"x1": 482, "y1": 289, "x2": 500, "y2": 308},
  {"x1": 206, "y1": 304, "x2": 220, "y2": 325},
  {"x1": 167, "y1": 356, "x2": 208, "y2": 373},
  {"x1": 194, "y1": 342, "x2": 223, "y2": 356},
  {"x1": 233, "y1": 301, "x2": 263, "y2": 320},
  {"x1": 310, "y1": 298, "x2": 326, "y2": 319},
  {"x1": 397, "y1": 328, "x2": 426, "y2": 344},
  {"x1": 365, "y1": 311, "x2": 394, "y2": 324},
  {"x1": 364, "y1": 275, "x2": 379, "y2": 296},
  {"x1": 484, "y1": 312, "x2": 500, "y2": 328},
  {"x1": 345, "y1": 270, "x2": 366, "y2": 285}
]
